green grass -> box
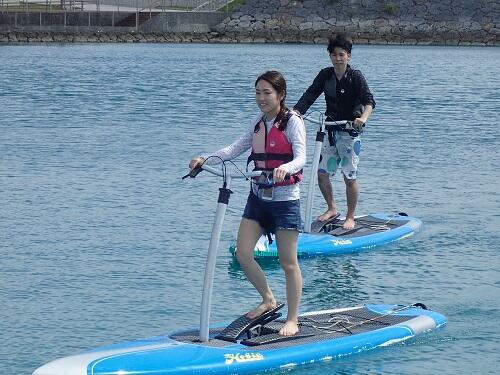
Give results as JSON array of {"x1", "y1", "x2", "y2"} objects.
[
  {"x1": 385, "y1": 1, "x2": 397, "y2": 15},
  {"x1": 162, "y1": 6, "x2": 195, "y2": 10},
  {"x1": 1, "y1": 2, "x2": 63, "y2": 11},
  {"x1": 218, "y1": 0, "x2": 246, "y2": 12}
]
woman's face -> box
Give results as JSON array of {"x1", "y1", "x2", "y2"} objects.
[{"x1": 255, "y1": 79, "x2": 284, "y2": 118}]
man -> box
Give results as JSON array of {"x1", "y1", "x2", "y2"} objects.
[{"x1": 294, "y1": 33, "x2": 375, "y2": 230}]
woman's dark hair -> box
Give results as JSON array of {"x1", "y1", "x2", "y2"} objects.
[
  {"x1": 255, "y1": 70, "x2": 287, "y2": 110},
  {"x1": 327, "y1": 33, "x2": 353, "y2": 54}
]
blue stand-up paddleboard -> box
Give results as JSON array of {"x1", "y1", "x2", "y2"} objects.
[
  {"x1": 34, "y1": 302, "x2": 446, "y2": 375},
  {"x1": 33, "y1": 164, "x2": 444, "y2": 375},
  {"x1": 231, "y1": 212, "x2": 422, "y2": 258},
  {"x1": 230, "y1": 115, "x2": 422, "y2": 258}
]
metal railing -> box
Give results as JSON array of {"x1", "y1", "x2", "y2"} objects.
[
  {"x1": 0, "y1": 0, "x2": 234, "y2": 12},
  {"x1": 0, "y1": 0, "x2": 232, "y2": 33},
  {"x1": 1, "y1": 10, "x2": 136, "y2": 29}
]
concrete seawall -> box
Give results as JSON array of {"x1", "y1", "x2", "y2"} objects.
[{"x1": 0, "y1": 0, "x2": 498, "y2": 45}]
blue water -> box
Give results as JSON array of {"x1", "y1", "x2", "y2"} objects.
[{"x1": 1, "y1": 43, "x2": 499, "y2": 374}]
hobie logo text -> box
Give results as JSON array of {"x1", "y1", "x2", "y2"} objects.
[
  {"x1": 332, "y1": 239, "x2": 352, "y2": 246},
  {"x1": 224, "y1": 352, "x2": 264, "y2": 364}
]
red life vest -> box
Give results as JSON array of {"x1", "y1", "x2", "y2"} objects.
[{"x1": 248, "y1": 111, "x2": 302, "y2": 186}]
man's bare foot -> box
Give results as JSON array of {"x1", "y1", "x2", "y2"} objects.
[
  {"x1": 317, "y1": 209, "x2": 338, "y2": 222},
  {"x1": 343, "y1": 217, "x2": 355, "y2": 230},
  {"x1": 246, "y1": 300, "x2": 276, "y2": 320},
  {"x1": 279, "y1": 320, "x2": 299, "y2": 336}
]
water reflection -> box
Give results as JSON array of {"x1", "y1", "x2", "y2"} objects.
[
  {"x1": 227, "y1": 254, "x2": 368, "y2": 311},
  {"x1": 302, "y1": 257, "x2": 368, "y2": 309}
]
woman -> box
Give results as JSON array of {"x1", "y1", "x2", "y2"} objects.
[{"x1": 190, "y1": 71, "x2": 306, "y2": 336}]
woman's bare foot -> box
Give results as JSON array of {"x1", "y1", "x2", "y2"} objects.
[
  {"x1": 343, "y1": 217, "x2": 355, "y2": 230},
  {"x1": 279, "y1": 320, "x2": 299, "y2": 336},
  {"x1": 246, "y1": 300, "x2": 277, "y2": 320},
  {"x1": 317, "y1": 208, "x2": 338, "y2": 222}
]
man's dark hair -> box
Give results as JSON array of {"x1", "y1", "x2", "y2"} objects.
[{"x1": 327, "y1": 33, "x2": 353, "y2": 54}]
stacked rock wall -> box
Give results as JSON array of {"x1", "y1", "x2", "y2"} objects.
[{"x1": 215, "y1": 0, "x2": 499, "y2": 45}]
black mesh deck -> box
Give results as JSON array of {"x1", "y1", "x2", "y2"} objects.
[
  {"x1": 169, "y1": 306, "x2": 416, "y2": 350},
  {"x1": 322, "y1": 215, "x2": 409, "y2": 238},
  {"x1": 170, "y1": 328, "x2": 231, "y2": 348}
]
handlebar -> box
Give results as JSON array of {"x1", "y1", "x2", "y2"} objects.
[
  {"x1": 183, "y1": 165, "x2": 290, "y2": 188},
  {"x1": 182, "y1": 164, "x2": 266, "y2": 180},
  {"x1": 304, "y1": 114, "x2": 363, "y2": 132},
  {"x1": 305, "y1": 117, "x2": 350, "y2": 127}
]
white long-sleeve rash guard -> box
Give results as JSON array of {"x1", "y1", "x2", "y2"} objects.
[{"x1": 202, "y1": 112, "x2": 306, "y2": 201}]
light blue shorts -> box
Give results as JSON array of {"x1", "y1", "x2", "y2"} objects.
[{"x1": 318, "y1": 131, "x2": 361, "y2": 180}]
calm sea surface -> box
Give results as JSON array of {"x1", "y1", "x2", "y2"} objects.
[{"x1": 1, "y1": 43, "x2": 499, "y2": 374}]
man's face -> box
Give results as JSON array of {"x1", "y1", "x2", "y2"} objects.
[{"x1": 329, "y1": 47, "x2": 351, "y2": 71}]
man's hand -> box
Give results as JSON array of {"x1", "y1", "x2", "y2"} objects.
[{"x1": 353, "y1": 117, "x2": 366, "y2": 132}]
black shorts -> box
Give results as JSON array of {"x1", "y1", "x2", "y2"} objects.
[{"x1": 242, "y1": 192, "x2": 301, "y2": 235}]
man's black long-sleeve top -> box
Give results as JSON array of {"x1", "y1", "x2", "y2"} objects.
[{"x1": 294, "y1": 65, "x2": 376, "y2": 121}]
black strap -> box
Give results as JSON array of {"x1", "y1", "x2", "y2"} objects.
[
  {"x1": 326, "y1": 126, "x2": 359, "y2": 146},
  {"x1": 217, "y1": 187, "x2": 232, "y2": 205},
  {"x1": 253, "y1": 109, "x2": 292, "y2": 133},
  {"x1": 327, "y1": 128, "x2": 336, "y2": 147},
  {"x1": 277, "y1": 109, "x2": 292, "y2": 131},
  {"x1": 265, "y1": 231, "x2": 273, "y2": 245},
  {"x1": 247, "y1": 152, "x2": 294, "y2": 165}
]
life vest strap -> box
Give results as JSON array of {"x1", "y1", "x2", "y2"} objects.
[
  {"x1": 250, "y1": 168, "x2": 303, "y2": 186},
  {"x1": 247, "y1": 153, "x2": 294, "y2": 165}
]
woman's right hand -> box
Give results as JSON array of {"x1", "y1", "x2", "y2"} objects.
[{"x1": 189, "y1": 157, "x2": 205, "y2": 170}]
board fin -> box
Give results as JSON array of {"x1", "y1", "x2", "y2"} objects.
[
  {"x1": 240, "y1": 330, "x2": 314, "y2": 346},
  {"x1": 215, "y1": 303, "x2": 284, "y2": 342}
]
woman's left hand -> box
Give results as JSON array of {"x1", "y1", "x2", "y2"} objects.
[{"x1": 273, "y1": 166, "x2": 288, "y2": 184}]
